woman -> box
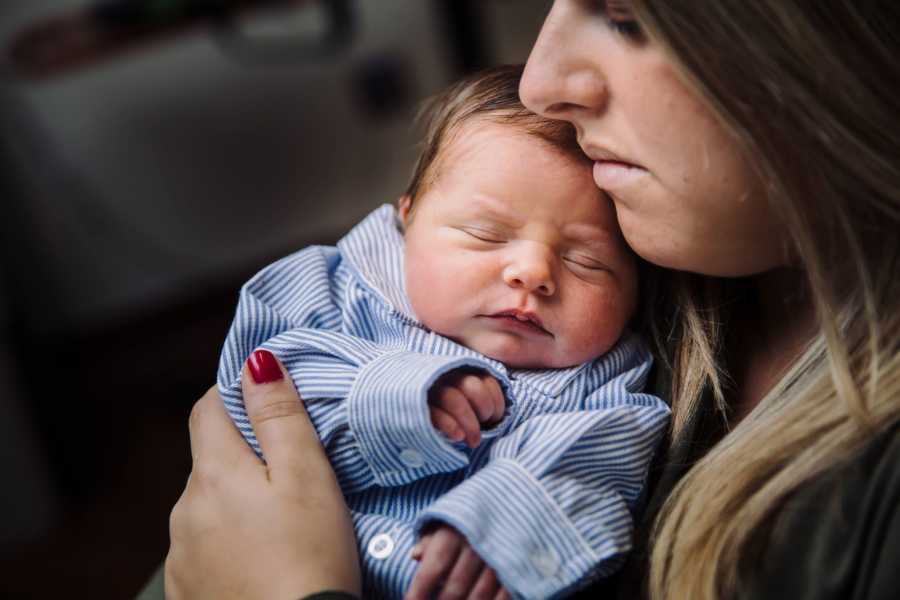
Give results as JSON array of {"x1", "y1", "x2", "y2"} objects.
[{"x1": 163, "y1": 1, "x2": 900, "y2": 599}]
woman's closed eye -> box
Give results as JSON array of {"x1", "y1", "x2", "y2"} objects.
[{"x1": 588, "y1": 0, "x2": 644, "y2": 40}]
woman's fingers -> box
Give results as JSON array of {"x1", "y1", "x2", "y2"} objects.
[
  {"x1": 188, "y1": 384, "x2": 258, "y2": 474},
  {"x1": 430, "y1": 406, "x2": 466, "y2": 442},
  {"x1": 406, "y1": 527, "x2": 464, "y2": 600},
  {"x1": 242, "y1": 350, "x2": 325, "y2": 487},
  {"x1": 493, "y1": 587, "x2": 511, "y2": 600},
  {"x1": 437, "y1": 544, "x2": 484, "y2": 600}
]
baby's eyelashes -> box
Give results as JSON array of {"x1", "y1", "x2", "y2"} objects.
[
  {"x1": 563, "y1": 254, "x2": 610, "y2": 271},
  {"x1": 458, "y1": 227, "x2": 507, "y2": 244}
]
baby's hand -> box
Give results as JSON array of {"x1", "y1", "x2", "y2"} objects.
[
  {"x1": 428, "y1": 370, "x2": 505, "y2": 448},
  {"x1": 406, "y1": 524, "x2": 510, "y2": 600}
]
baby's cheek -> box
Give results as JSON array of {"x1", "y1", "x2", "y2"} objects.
[
  {"x1": 565, "y1": 291, "x2": 630, "y2": 359},
  {"x1": 406, "y1": 260, "x2": 458, "y2": 333}
]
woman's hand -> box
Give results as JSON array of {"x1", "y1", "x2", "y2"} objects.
[{"x1": 165, "y1": 350, "x2": 361, "y2": 600}]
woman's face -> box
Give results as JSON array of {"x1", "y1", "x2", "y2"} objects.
[{"x1": 520, "y1": 0, "x2": 789, "y2": 277}]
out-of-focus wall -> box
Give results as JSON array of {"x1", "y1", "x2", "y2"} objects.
[
  {"x1": 0, "y1": 272, "x2": 59, "y2": 548},
  {"x1": 2, "y1": 0, "x2": 453, "y2": 333},
  {"x1": 0, "y1": 1, "x2": 551, "y2": 595}
]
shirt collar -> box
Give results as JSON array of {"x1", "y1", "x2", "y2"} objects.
[{"x1": 337, "y1": 204, "x2": 417, "y2": 321}]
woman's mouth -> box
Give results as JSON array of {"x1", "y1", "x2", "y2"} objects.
[{"x1": 593, "y1": 160, "x2": 648, "y2": 189}]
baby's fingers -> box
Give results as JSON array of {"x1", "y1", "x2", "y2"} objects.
[
  {"x1": 432, "y1": 386, "x2": 481, "y2": 447},
  {"x1": 405, "y1": 528, "x2": 463, "y2": 600},
  {"x1": 437, "y1": 544, "x2": 484, "y2": 600},
  {"x1": 457, "y1": 374, "x2": 501, "y2": 425},
  {"x1": 430, "y1": 406, "x2": 465, "y2": 443},
  {"x1": 469, "y1": 565, "x2": 501, "y2": 600},
  {"x1": 410, "y1": 531, "x2": 433, "y2": 562},
  {"x1": 484, "y1": 376, "x2": 506, "y2": 426}
]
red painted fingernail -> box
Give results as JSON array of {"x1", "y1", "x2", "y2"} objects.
[{"x1": 248, "y1": 350, "x2": 283, "y2": 384}]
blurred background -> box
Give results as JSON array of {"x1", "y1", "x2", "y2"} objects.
[{"x1": 0, "y1": 1, "x2": 550, "y2": 597}]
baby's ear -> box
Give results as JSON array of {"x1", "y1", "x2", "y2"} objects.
[{"x1": 397, "y1": 195, "x2": 413, "y2": 225}]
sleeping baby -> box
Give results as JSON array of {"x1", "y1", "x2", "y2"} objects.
[{"x1": 219, "y1": 64, "x2": 669, "y2": 599}]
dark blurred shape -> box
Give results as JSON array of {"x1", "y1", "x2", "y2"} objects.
[
  {"x1": 436, "y1": 0, "x2": 491, "y2": 75},
  {"x1": 6, "y1": 0, "x2": 355, "y2": 80},
  {"x1": 351, "y1": 53, "x2": 414, "y2": 120}
]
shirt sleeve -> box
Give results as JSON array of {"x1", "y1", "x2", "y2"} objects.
[
  {"x1": 347, "y1": 351, "x2": 512, "y2": 487},
  {"x1": 218, "y1": 247, "x2": 510, "y2": 492},
  {"x1": 415, "y1": 354, "x2": 671, "y2": 600}
]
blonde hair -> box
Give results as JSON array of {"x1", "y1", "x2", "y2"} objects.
[
  {"x1": 627, "y1": 2, "x2": 900, "y2": 598},
  {"x1": 405, "y1": 64, "x2": 586, "y2": 206}
]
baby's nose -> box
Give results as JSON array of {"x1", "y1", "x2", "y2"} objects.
[{"x1": 502, "y1": 252, "x2": 556, "y2": 296}]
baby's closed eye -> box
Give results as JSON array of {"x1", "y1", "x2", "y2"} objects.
[
  {"x1": 456, "y1": 226, "x2": 508, "y2": 244},
  {"x1": 563, "y1": 252, "x2": 611, "y2": 271}
]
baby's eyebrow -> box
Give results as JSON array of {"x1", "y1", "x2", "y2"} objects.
[
  {"x1": 458, "y1": 194, "x2": 523, "y2": 227},
  {"x1": 562, "y1": 223, "x2": 620, "y2": 249}
]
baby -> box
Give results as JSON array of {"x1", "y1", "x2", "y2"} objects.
[{"x1": 219, "y1": 65, "x2": 669, "y2": 599}]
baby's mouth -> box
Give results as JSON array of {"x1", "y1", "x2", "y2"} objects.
[{"x1": 486, "y1": 310, "x2": 552, "y2": 336}]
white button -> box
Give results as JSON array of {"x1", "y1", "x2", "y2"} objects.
[
  {"x1": 531, "y1": 548, "x2": 559, "y2": 577},
  {"x1": 368, "y1": 533, "x2": 395, "y2": 560},
  {"x1": 399, "y1": 448, "x2": 425, "y2": 469}
]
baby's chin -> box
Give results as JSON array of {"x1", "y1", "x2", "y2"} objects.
[{"x1": 466, "y1": 339, "x2": 580, "y2": 370}]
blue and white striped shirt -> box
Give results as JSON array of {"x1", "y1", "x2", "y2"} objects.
[{"x1": 218, "y1": 205, "x2": 670, "y2": 600}]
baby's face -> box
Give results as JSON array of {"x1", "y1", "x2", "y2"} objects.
[{"x1": 402, "y1": 121, "x2": 638, "y2": 369}]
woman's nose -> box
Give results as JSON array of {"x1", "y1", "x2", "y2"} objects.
[
  {"x1": 520, "y1": 5, "x2": 608, "y2": 119},
  {"x1": 503, "y1": 253, "x2": 556, "y2": 297}
]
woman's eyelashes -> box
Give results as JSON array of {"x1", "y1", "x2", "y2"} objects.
[
  {"x1": 589, "y1": 0, "x2": 643, "y2": 39},
  {"x1": 607, "y1": 18, "x2": 642, "y2": 38}
]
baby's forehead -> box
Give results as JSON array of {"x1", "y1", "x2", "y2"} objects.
[{"x1": 438, "y1": 116, "x2": 584, "y2": 166}]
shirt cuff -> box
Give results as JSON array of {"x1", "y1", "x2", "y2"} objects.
[
  {"x1": 347, "y1": 351, "x2": 508, "y2": 487},
  {"x1": 416, "y1": 459, "x2": 630, "y2": 599}
]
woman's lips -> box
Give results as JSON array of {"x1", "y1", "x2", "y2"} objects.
[{"x1": 592, "y1": 160, "x2": 648, "y2": 189}]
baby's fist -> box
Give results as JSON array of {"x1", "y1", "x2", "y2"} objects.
[
  {"x1": 407, "y1": 524, "x2": 510, "y2": 600},
  {"x1": 428, "y1": 370, "x2": 505, "y2": 448}
]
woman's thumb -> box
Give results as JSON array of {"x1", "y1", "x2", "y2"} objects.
[{"x1": 243, "y1": 349, "x2": 321, "y2": 482}]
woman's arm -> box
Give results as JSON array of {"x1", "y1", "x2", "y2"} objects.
[{"x1": 165, "y1": 355, "x2": 361, "y2": 600}]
